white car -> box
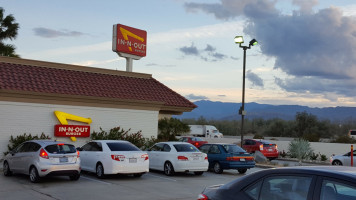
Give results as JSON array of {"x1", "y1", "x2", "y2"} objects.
[
  {"x1": 330, "y1": 150, "x2": 356, "y2": 166},
  {"x1": 78, "y1": 140, "x2": 149, "y2": 178},
  {"x1": 147, "y1": 142, "x2": 208, "y2": 176}
]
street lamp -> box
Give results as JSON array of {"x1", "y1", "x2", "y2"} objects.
[{"x1": 234, "y1": 36, "x2": 258, "y2": 147}]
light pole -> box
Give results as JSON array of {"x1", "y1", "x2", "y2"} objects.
[{"x1": 234, "y1": 36, "x2": 258, "y2": 147}]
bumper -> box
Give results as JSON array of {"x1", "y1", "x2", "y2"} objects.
[
  {"x1": 220, "y1": 161, "x2": 255, "y2": 170},
  {"x1": 37, "y1": 163, "x2": 81, "y2": 177},
  {"x1": 173, "y1": 160, "x2": 209, "y2": 172},
  {"x1": 106, "y1": 161, "x2": 149, "y2": 174},
  {"x1": 262, "y1": 151, "x2": 279, "y2": 158}
]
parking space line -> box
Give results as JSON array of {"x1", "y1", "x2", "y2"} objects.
[
  {"x1": 81, "y1": 176, "x2": 112, "y2": 185},
  {"x1": 146, "y1": 173, "x2": 177, "y2": 182}
]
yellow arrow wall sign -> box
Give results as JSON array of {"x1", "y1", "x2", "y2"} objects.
[{"x1": 54, "y1": 111, "x2": 92, "y2": 141}]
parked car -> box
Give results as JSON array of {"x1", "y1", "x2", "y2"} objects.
[
  {"x1": 199, "y1": 143, "x2": 255, "y2": 174},
  {"x1": 3, "y1": 140, "x2": 81, "y2": 183},
  {"x1": 147, "y1": 142, "x2": 208, "y2": 176},
  {"x1": 77, "y1": 140, "x2": 149, "y2": 178},
  {"x1": 197, "y1": 166, "x2": 356, "y2": 200},
  {"x1": 242, "y1": 139, "x2": 279, "y2": 160},
  {"x1": 178, "y1": 136, "x2": 208, "y2": 148},
  {"x1": 331, "y1": 150, "x2": 356, "y2": 166}
]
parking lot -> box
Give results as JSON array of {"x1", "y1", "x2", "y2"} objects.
[{"x1": 0, "y1": 167, "x2": 265, "y2": 200}]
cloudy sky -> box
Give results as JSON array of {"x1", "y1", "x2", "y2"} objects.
[{"x1": 2, "y1": 0, "x2": 356, "y2": 108}]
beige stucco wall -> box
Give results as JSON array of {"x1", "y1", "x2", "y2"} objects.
[{"x1": 0, "y1": 101, "x2": 158, "y2": 159}]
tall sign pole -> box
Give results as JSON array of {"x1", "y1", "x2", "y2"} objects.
[{"x1": 112, "y1": 24, "x2": 147, "y2": 72}]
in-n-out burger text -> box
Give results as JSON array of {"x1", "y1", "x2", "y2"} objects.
[
  {"x1": 118, "y1": 39, "x2": 146, "y2": 52},
  {"x1": 54, "y1": 125, "x2": 90, "y2": 137}
]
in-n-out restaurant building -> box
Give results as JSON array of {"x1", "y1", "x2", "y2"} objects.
[{"x1": 0, "y1": 56, "x2": 196, "y2": 158}]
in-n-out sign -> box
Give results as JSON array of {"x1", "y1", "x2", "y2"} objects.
[{"x1": 112, "y1": 24, "x2": 147, "y2": 57}]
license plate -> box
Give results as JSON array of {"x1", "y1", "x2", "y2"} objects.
[
  {"x1": 129, "y1": 158, "x2": 137, "y2": 163},
  {"x1": 59, "y1": 157, "x2": 68, "y2": 163},
  {"x1": 268, "y1": 149, "x2": 273, "y2": 151},
  {"x1": 240, "y1": 158, "x2": 245, "y2": 161},
  {"x1": 193, "y1": 157, "x2": 199, "y2": 160}
]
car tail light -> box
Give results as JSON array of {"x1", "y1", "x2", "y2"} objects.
[
  {"x1": 195, "y1": 142, "x2": 199, "y2": 147},
  {"x1": 226, "y1": 156, "x2": 254, "y2": 161},
  {"x1": 141, "y1": 154, "x2": 149, "y2": 161},
  {"x1": 77, "y1": 150, "x2": 80, "y2": 158},
  {"x1": 57, "y1": 143, "x2": 64, "y2": 146},
  {"x1": 275, "y1": 145, "x2": 278, "y2": 150},
  {"x1": 177, "y1": 156, "x2": 188, "y2": 161},
  {"x1": 204, "y1": 156, "x2": 208, "y2": 160},
  {"x1": 259, "y1": 144, "x2": 263, "y2": 151},
  {"x1": 197, "y1": 194, "x2": 209, "y2": 200},
  {"x1": 39, "y1": 148, "x2": 49, "y2": 159},
  {"x1": 111, "y1": 155, "x2": 125, "y2": 161}
]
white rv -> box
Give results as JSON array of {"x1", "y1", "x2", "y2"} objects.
[{"x1": 189, "y1": 125, "x2": 223, "y2": 138}]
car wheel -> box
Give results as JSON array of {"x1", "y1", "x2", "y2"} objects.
[
  {"x1": 164, "y1": 162, "x2": 175, "y2": 176},
  {"x1": 96, "y1": 163, "x2": 105, "y2": 179},
  {"x1": 3, "y1": 161, "x2": 12, "y2": 176},
  {"x1": 194, "y1": 171, "x2": 204, "y2": 175},
  {"x1": 213, "y1": 162, "x2": 223, "y2": 174},
  {"x1": 133, "y1": 173, "x2": 144, "y2": 178},
  {"x1": 332, "y1": 160, "x2": 343, "y2": 166},
  {"x1": 29, "y1": 166, "x2": 40, "y2": 183},
  {"x1": 69, "y1": 173, "x2": 80, "y2": 181},
  {"x1": 238, "y1": 169, "x2": 247, "y2": 174}
]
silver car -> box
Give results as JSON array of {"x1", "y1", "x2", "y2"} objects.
[
  {"x1": 3, "y1": 140, "x2": 81, "y2": 183},
  {"x1": 331, "y1": 150, "x2": 356, "y2": 166}
]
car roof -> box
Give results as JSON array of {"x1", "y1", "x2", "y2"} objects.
[
  {"x1": 157, "y1": 141, "x2": 191, "y2": 145},
  {"x1": 232, "y1": 166, "x2": 356, "y2": 185},
  {"x1": 202, "y1": 143, "x2": 237, "y2": 145},
  {"x1": 29, "y1": 140, "x2": 71, "y2": 145},
  {"x1": 91, "y1": 140, "x2": 130, "y2": 143}
]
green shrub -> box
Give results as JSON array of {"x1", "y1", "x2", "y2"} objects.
[
  {"x1": 158, "y1": 118, "x2": 189, "y2": 140},
  {"x1": 288, "y1": 138, "x2": 314, "y2": 162},
  {"x1": 331, "y1": 135, "x2": 356, "y2": 144},
  {"x1": 253, "y1": 134, "x2": 264, "y2": 139},
  {"x1": 309, "y1": 152, "x2": 319, "y2": 160},
  {"x1": 90, "y1": 127, "x2": 160, "y2": 150},
  {"x1": 320, "y1": 153, "x2": 328, "y2": 161},
  {"x1": 4, "y1": 133, "x2": 51, "y2": 155}
]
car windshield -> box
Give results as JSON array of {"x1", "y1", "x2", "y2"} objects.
[
  {"x1": 222, "y1": 145, "x2": 246, "y2": 153},
  {"x1": 192, "y1": 137, "x2": 205, "y2": 141},
  {"x1": 107, "y1": 142, "x2": 141, "y2": 151},
  {"x1": 173, "y1": 144, "x2": 200, "y2": 152},
  {"x1": 45, "y1": 144, "x2": 76, "y2": 154}
]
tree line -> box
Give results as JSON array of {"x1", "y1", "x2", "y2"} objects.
[{"x1": 181, "y1": 111, "x2": 356, "y2": 142}]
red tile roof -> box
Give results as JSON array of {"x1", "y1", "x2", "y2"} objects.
[{"x1": 0, "y1": 57, "x2": 196, "y2": 110}]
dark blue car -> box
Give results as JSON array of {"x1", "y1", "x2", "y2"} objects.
[{"x1": 199, "y1": 143, "x2": 255, "y2": 174}]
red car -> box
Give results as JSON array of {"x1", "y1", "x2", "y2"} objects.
[
  {"x1": 242, "y1": 139, "x2": 279, "y2": 160},
  {"x1": 178, "y1": 136, "x2": 208, "y2": 148}
]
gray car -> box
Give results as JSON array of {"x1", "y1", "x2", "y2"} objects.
[{"x1": 3, "y1": 140, "x2": 81, "y2": 183}]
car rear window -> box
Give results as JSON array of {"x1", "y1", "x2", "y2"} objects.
[
  {"x1": 107, "y1": 142, "x2": 140, "y2": 151},
  {"x1": 261, "y1": 141, "x2": 276, "y2": 147},
  {"x1": 222, "y1": 145, "x2": 246, "y2": 153},
  {"x1": 45, "y1": 144, "x2": 76, "y2": 154},
  {"x1": 173, "y1": 144, "x2": 199, "y2": 152}
]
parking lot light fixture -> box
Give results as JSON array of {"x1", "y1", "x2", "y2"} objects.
[
  {"x1": 234, "y1": 36, "x2": 244, "y2": 44},
  {"x1": 235, "y1": 36, "x2": 258, "y2": 147}
]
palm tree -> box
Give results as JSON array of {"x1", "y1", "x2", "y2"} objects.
[{"x1": 0, "y1": 7, "x2": 19, "y2": 57}]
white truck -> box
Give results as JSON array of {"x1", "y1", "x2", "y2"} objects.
[{"x1": 189, "y1": 125, "x2": 223, "y2": 138}]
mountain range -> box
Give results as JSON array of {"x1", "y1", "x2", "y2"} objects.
[{"x1": 175, "y1": 100, "x2": 356, "y2": 121}]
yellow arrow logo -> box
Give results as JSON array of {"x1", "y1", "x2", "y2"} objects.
[
  {"x1": 54, "y1": 111, "x2": 92, "y2": 141},
  {"x1": 119, "y1": 27, "x2": 145, "y2": 51}
]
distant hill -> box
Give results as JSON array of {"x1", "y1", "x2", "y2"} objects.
[{"x1": 175, "y1": 100, "x2": 356, "y2": 121}]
